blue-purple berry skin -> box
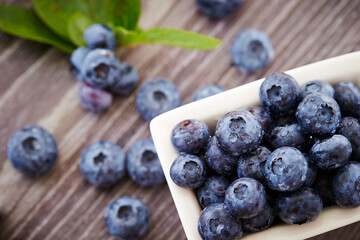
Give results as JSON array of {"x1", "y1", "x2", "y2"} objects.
[
  {"x1": 78, "y1": 84, "x2": 113, "y2": 112},
  {"x1": 265, "y1": 147, "x2": 308, "y2": 192},
  {"x1": 196, "y1": 176, "x2": 230, "y2": 208},
  {"x1": 242, "y1": 106, "x2": 273, "y2": 133},
  {"x1": 241, "y1": 201, "x2": 275, "y2": 233},
  {"x1": 277, "y1": 187, "x2": 323, "y2": 224},
  {"x1": 225, "y1": 178, "x2": 266, "y2": 218},
  {"x1": 269, "y1": 123, "x2": 308, "y2": 151},
  {"x1": 332, "y1": 162, "x2": 360, "y2": 208},
  {"x1": 232, "y1": 29, "x2": 274, "y2": 73},
  {"x1": 337, "y1": 117, "x2": 360, "y2": 158},
  {"x1": 126, "y1": 139, "x2": 165, "y2": 187},
  {"x1": 105, "y1": 196, "x2": 149, "y2": 239},
  {"x1": 196, "y1": 0, "x2": 242, "y2": 18},
  {"x1": 108, "y1": 63, "x2": 138, "y2": 96},
  {"x1": 84, "y1": 24, "x2": 117, "y2": 50},
  {"x1": 70, "y1": 47, "x2": 91, "y2": 81},
  {"x1": 334, "y1": 81, "x2": 360, "y2": 118},
  {"x1": 215, "y1": 110, "x2": 263, "y2": 157},
  {"x1": 193, "y1": 85, "x2": 226, "y2": 101},
  {"x1": 172, "y1": 119, "x2": 210, "y2": 154},
  {"x1": 80, "y1": 141, "x2": 125, "y2": 188},
  {"x1": 198, "y1": 203, "x2": 243, "y2": 240},
  {"x1": 301, "y1": 80, "x2": 335, "y2": 98},
  {"x1": 313, "y1": 171, "x2": 335, "y2": 206},
  {"x1": 170, "y1": 153, "x2": 206, "y2": 189},
  {"x1": 136, "y1": 78, "x2": 182, "y2": 121},
  {"x1": 303, "y1": 155, "x2": 317, "y2": 187},
  {"x1": 296, "y1": 92, "x2": 341, "y2": 136},
  {"x1": 7, "y1": 126, "x2": 58, "y2": 177}
]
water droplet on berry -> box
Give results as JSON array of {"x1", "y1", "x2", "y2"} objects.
[{"x1": 229, "y1": 133, "x2": 238, "y2": 143}]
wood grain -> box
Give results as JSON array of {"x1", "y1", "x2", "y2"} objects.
[{"x1": 0, "y1": 0, "x2": 360, "y2": 239}]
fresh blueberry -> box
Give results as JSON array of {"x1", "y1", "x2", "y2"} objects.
[
  {"x1": 334, "y1": 81, "x2": 360, "y2": 118},
  {"x1": 196, "y1": 176, "x2": 230, "y2": 208},
  {"x1": 80, "y1": 141, "x2": 125, "y2": 187},
  {"x1": 126, "y1": 139, "x2": 165, "y2": 187},
  {"x1": 241, "y1": 201, "x2": 275, "y2": 233},
  {"x1": 171, "y1": 119, "x2": 210, "y2": 154},
  {"x1": 7, "y1": 125, "x2": 58, "y2": 177},
  {"x1": 265, "y1": 147, "x2": 308, "y2": 192},
  {"x1": 136, "y1": 78, "x2": 182, "y2": 121},
  {"x1": 205, "y1": 136, "x2": 238, "y2": 176},
  {"x1": 196, "y1": 0, "x2": 242, "y2": 18},
  {"x1": 301, "y1": 80, "x2": 335, "y2": 98},
  {"x1": 259, "y1": 72, "x2": 303, "y2": 116},
  {"x1": 78, "y1": 84, "x2": 113, "y2": 112},
  {"x1": 269, "y1": 123, "x2": 308, "y2": 151},
  {"x1": 108, "y1": 63, "x2": 138, "y2": 96},
  {"x1": 272, "y1": 114, "x2": 297, "y2": 127},
  {"x1": 332, "y1": 161, "x2": 360, "y2": 208},
  {"x1": 70, "y1": 47, "x2": 91, "y2": 81},
  {"x1": 337, "y1": 117, "x2": 360, "y2": 159},
  {"x1": 276, "y1": 187, "x2": 323, "y2": 224},
  {"x1": 296, "y1": 92, "x2": 341, "y2": 136},
  {"x1": 84, "y1": 24, "x2": 117, "y2": 50},
  {"x1": 193, "y1": 85, "x2": 226, "y2": 101},
  {"x1": 225, "y1": 178, "x2": 266, "y2": 218},
  {"x1": 313, "y1": 170, "x2": 335, "y2": 206},
  {"x1": 242, "y1": 106, "x2": 273, "y2": 133},
  {"x1": 231, "y1": 29, "x2": 275, "y2": 73},
  {"x1": 81, "y1": 48, "x2": 121, "y2": 89},
  {"x1": 215, "y1": 110, "x2": 263, "y2": 157},
  {"x1": 105, "y1": 196, "x2": 149, "y2": 239},
  {"x1": 170, "y1": 153, "x2": 206, "y2": 189},
  {"x1": 310, "y1": 134, "x2": 351, "y2": 170},
  {"x1": 198, "y1": 203, "x2": 243, "y2": 240},
  {"x1": 303, "y1": 154, "x2": 317, "y2": 187}
]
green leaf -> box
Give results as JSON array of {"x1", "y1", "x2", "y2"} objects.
[
  {"x1": 67, "y1": 12, "x2": 93, "y2": 46},
  {"x1": 115, "y1": 27, "x2": 221, "y2": 50},
  {"x1": 0, "y1": 5, "x2": 75, "y2": 54},
  {"x1": 105, "y1": 0, "x2": 141, "y2": 30}
]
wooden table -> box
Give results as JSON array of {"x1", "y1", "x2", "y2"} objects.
[{"x1": 0, "y1": 0, "x2": 360, "y2": 239}]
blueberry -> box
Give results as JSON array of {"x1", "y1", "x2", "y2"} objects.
[
  {"x1": 105, "y1": 196, "x2": 149, "y2": 239},
  {"x1": 80, "y1": 141, "x2": 125, "y2": 187},
  {"x1": 81, "y1": 48, "x2": 121, "y2": 89},
  {"x1": 225, "y1": 178, "x2": 266, "y2": 218},
  {"x1": 193, "y1": 85, "x2": 226, "y2": 101},
  {"x1": 277, "y1": 187, "x2": 323, "y2": 224},
  {"x1": 296, "y1": 92, "x2": 341, "y2": 136},
  {"x1": 198, "y1": 203, "x2": 243, "y2": 240},
  {"x1": 196, "y1": 0, "x2": 242, "y2": 18},
  {"x1": 301, "y1": 80, "x2": 335, "y2": 98},
  {"x1": 259, "y1": 72, "x2": 303, "y2": 116},
  {"x1": 136, "y1": 78, "x2": 182, "y2": 121},
  {"x1": 241, "y1": 201, "x2": 275, "y2": 233},
  {"x1": 332, "y1": 161, "x2": 360, "y2": 208},
  {"x1": 84, "y1": 24, "x2": 117, "y2": 50},
  {"x1": 205, "y1": 136, "x2": 238, "y2": 176},
  {"x1": 171, "y1": 119, "x2": 210, "y2": 154},
  {"x1": 242, "y1": 106, "x2": 273, "y2": 133},
  {"x1": 108, "y1": 63, "x2": 138, "y2": 96},
  {"x1": 7, "y1": 125, "x2": 58, "y2": 177},
  {"x1": 78, "y1": 84, "x2": 113, "y2": 112},
  {"x1": 237, "y1": 146, "x2": 271, "y2": 183},
  {"x1": 269, "y1": 123, "x2": 308, "y2": 151},
  {"x1": 231, "y1": 29, "x2": 274, "y2": 73},
  {"x1": 265, "y1": 147, "x2": 307, "y2": 192},
  {"x1": 334, "y1": 81, "x2": 360, "y2": 118},
  {"x1": 197, "y1": 176, "x2": 230, "y2": 208},
  {"x1": 313, "y1": 171, "x2": 335, "y2": 206},
  {"x1": 126, "y1": 139, "x2": 164, "y2": 187},
  {"x1": 70, "y1": 47, "x2": 91, "y2": 81},
  {"x1": 170, "y1": 153, "x2": 206, "y2": 189},
  {"x1": 215, "y1": 110, "x2": 263, "y2": 157},
  {"x1": 337, "y1": 117, "x2": 360, "y2": 159},
  {"x1": 303, "y1": 154, "x2": 317, "y2": 187}
]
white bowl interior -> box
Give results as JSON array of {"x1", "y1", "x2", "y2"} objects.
[{"x1": 150, "y1": 51, "x2": 360, "y2": 240}]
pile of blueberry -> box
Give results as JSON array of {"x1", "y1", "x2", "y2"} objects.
[{"x1": 170, "y1": 72, "x2": 360, "y2": 239}]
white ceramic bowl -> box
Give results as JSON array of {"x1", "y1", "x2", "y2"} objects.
[{"x1": 150, "y1": 51, "x2": 360, "y2": 240}]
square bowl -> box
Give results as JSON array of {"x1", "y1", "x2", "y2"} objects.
[{"x1": 150, "y1": 51, "x2": 360, "y2": 240}]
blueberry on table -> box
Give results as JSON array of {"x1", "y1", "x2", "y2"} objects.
[
  {"x1": 105, "y1": 196, "x2": 149, "y2": 239},
  {"x1": 231, "y1": 29, "x2": 275, "y2": 73},
  {"x1": 337, "y1": 117, "x2": 360, "y2": 158},
  {"x1": 108, "y1": 63, "x2": 138, "y2": 96},
  {"x1": 80, "y1": 141, "x2": 125, "y2": 188},
  {"x1": 265, "y1": 147, "x2": 308, "y2": 192},
  {"x1": 198, "y1": 203, "x2": 243, "y2": 240},
  {"x1": 301, "y1": 80, "x2": 335, "y2": 98},
  {"x1": 196, "y1": 176, "x2": 230, "y2": 208},
  {"x1": 196, "y1": 0, "x2": 242, "y2": 18},
  {"x1": 242, "y1": 106, "x2": 273, "y2": 133},
  {"x1": 334, "y1": 81, "x2": 360, "y2": 118},
  {"x1": 277, "y1": 187, "x2": 323, "y2": 224},
  {"x1": 241, "y1": 201, "x2": 275, "y2": 233},
  {"x1": 193, "y1": 84, "x2": 226, "y2": 101},
  {"x1": 269, "y1": 123, "x2": 308, "y2": 151},
  {"x1": 136, "y1": 78, "x2": 182, "y2": 121},
  {"x1": 78, "y1": 84, "x2": 113, "y2": 112},
  {"x1": 126, "y1": 139, "x2": 165, "y2": 187},
  {"x1": 170, "y1": 153, "x2": 206, "y2": 189},
  {"x1": 84, "y1": 24, "x2": 117, "y2": 50},
  {"x1": 70, "y1": 47, "x2": 90, "y2": 81},
  {"x1": 171, "y1": 119, "x2": 210, "y2": 154},
  {"x1": 7, "y1": 125, "x2": 58, "y2": 177},
  {"x1": 296, "y1": 92, "x2": 341, "y2": 136}
]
